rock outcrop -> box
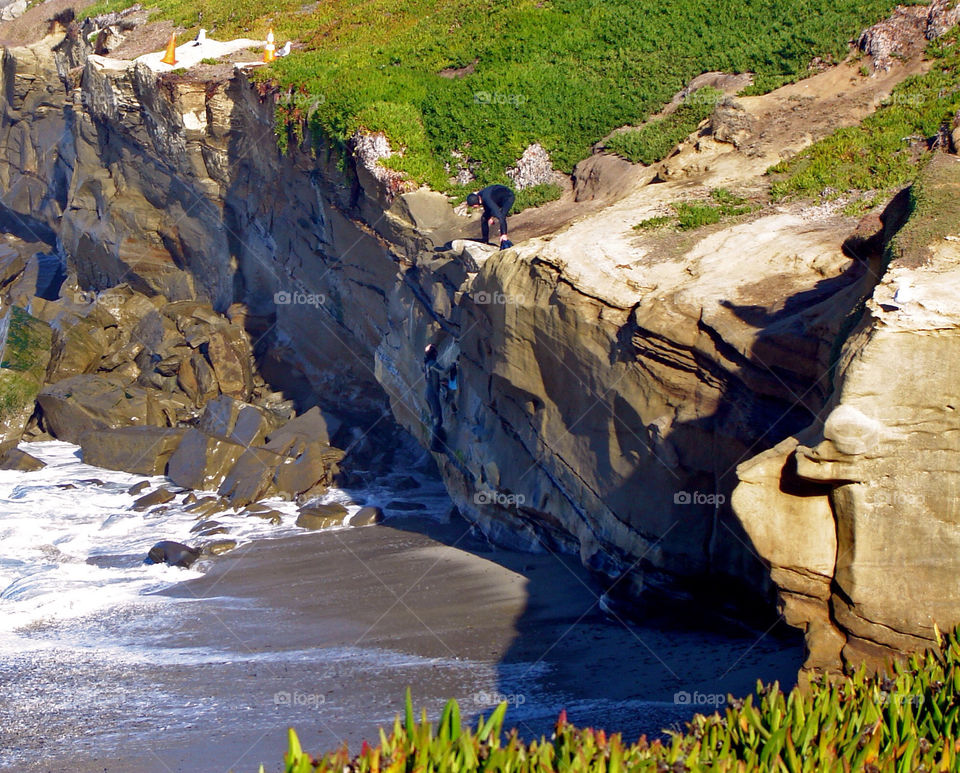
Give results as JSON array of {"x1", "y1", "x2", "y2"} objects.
[
  {"x1": 2, "y1": 19, "x2": 957, "y2": 654},
  {"x1": 733, "y1": 154, "x2": 960, "y2": 670}
]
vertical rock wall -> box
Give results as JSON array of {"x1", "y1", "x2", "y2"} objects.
[{"x1": 734, "y1": 154, "x2": 960, "y2": 670}]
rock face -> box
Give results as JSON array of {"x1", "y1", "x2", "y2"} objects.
[
  {"x1": 733, "y1": 155, "x2": 960, "y2": 670},
  {"x1": 2, "y1": 24, "x2": 958, "y2": 659}
]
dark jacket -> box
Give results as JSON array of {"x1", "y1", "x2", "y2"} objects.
[{"x1": 478, "y1": 185, "x2": 515, "y2": 242}]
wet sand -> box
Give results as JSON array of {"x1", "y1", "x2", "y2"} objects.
[{"x1": 3, "y1": 514, "x2": 802, "y2": 772}]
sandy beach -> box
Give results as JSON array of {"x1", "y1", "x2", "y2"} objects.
[{"x1": 2, "y1": 510, "x2": 802, "y2": 773}]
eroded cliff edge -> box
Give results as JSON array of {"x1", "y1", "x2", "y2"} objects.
[
  {"x1": 2, "y1": 27, "x2": 957, "y2": 665},
  {"x1": 733, "y1": 154, "x2": 960, "y2": 670}
]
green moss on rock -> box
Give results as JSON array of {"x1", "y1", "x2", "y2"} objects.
[
  {"x1": 0, "y1": 306, "x2": 52, "y2": 452},
  {"x1": 888, "y1": 152, "x2": 960, "y2": 269}
]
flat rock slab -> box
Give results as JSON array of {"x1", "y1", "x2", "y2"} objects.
[
  {"x1": 80, "y1": 426, "x2": 186, "y2": 476},
  {"x1": 167, "y1": 427, "x2": 246, "y2": 491},
  {"x1": 132, "y1": 487, "x2": 176, "y2": 511},
  {"x1": 0, "y1": 447, "x2": 45, "y2": 471}
]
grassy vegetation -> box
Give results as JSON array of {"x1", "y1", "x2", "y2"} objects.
[
  {"x1": 514, "y1": 183, "x2": 564, "y2": 211},
  {"x1": 634, "y1": 189, "x2": 757, "y2": 232},
  {"x1": 769, "y1": 30, "x2": 960, "y2": 202},
  {"x1": 0, "y1": 307, "x2": 51, "y2": 425},
  {"x1": 888, "y1": 151, "x2": 960, "y2": 267},
  {"x1": 605, "y1": 88, "x2": 723, "y2": 166},
  {"x1": 1, "y1": 307, "x2": 51, "y2": 374},
  {"x1": 82, "y1": 0, "x2": 907, "y2": 191},
  {"x1": 274, "y1": 626, "x2": 960, "y2": 771}
]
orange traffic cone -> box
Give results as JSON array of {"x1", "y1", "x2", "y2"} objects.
[
  {"x1": 161, "y1": 32, "x2": 178, "y2": 65},
  {"x1": 263, "y1": 28, "x2": 275, "y2": 63}
]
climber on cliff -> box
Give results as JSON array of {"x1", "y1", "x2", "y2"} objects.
[
  {"x1": 466, "y1": 184, "x2": 515, "y2": 249},
  {"x1": 423, "y1": 344, "x2": 447, "y2": 452}
]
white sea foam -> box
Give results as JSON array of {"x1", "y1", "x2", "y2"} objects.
[{"x1": 0, "y1": 440, "x2": 449, "y2": 651}]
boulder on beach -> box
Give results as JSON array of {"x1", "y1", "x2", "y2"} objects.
[
  {"x1": 166, "y1": 427, "x2": 246, "y2": 490},
  {"x1": 263, "y1": 406, "x2": 341, "y2": 453},
  {"x1": 198, "y1": 395, "x2": 275, "y2": 446},
  {"x1": 144, "y1": 540, "x2": 200, "y2": 568},
  {"x1": 79, "y1": 426, "x2": 186, "y2": 475},
  {"x1": 37, "y1": 374, "x2": 183, "y2": 444},
  {"x1": 296, "y1": 502, "x2": 349, "y2": 530},
  {"x1": 0, "y1": 448, "x2": 46, "y2": 471},
  {"x1": 202, "y1": 539, "x2": 238, "y2": 556},
  {"x1": 218, "y1": 446, "x2": 284, "y2": 506},
  {"x1": 132, "y1": 487, "x2": 176, "y2": 511},
  {"x1": 352, "y1": 506, "x2": 385, "y2": 526},
  {"x1": 273, "y1": 441, "x2": 344, "y2": 501}
]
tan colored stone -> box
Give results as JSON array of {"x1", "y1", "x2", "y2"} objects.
[
  {"x1": 242, "y1": 506, "x2": 283, "y2": 524},
  {"x1": 166, "y1": 427, "x2": 246, "y2": 491},
  {"x1": 352, "y1": 506, "x2": 385, "y2": 526},
  {"x1": 38, "y1": 374, "x2": 161, "y2": 444},
  {"x1": 198, "y1": 395, "x2": 274, "y2": 446},
  {"x1": 264, "y1": 407, "x2": 340, "y2": 453},
  {"x1": 203, "y1": 539, "x2": 238, "y2": 555},
  {"x1": 47, "y1": 318, "x2": 110, "y2": 382},
  {"x1": 99, "y1": 340, "x2": 145, "y2": 372},
  {"x1": 732, "y1": 435, "x2": 836, "y2": 583},
  {"x1": 132, "y1": 487, "x2": 175, "y2": 511},
  {"x1": 186, "y1": 497, "x2": 231, "y2": 518},
  {"x1": 273, "y1": 441, "x2": 343, "y2": 499},
  {"x1": 732, "y1": 156, "x2": 960, "y2": 670},
  {"x1": 79, "y1": 426, "x2": 186, "y2": 475},
  {"x1": 218, "y1": 447, "x2": 283, "y2": 506},
  {"x1": 296, "y1": 502, "x2": 348, "y2": 530},
  {"x1": 0, "y1": 447, "x2": 45, "y2": 471},
  {"x1": 206, "y1": 325, "x2": 252, "y2": 400}
]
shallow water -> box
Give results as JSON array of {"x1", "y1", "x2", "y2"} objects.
[{"x1": 0, "y1": 441, "x2": 802, "y2": 772}]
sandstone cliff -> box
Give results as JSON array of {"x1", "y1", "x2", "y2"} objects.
[
  {"x1": 733, "y1": 154, "x2": 960, "y2": 670},
  {"x1": 1, "y1": 24, "x2": 956, "y2": 661}
]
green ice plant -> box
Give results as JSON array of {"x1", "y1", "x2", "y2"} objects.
[
  {"x1": 82, "y1": 0, "x2": 907, "y2": 190},
  {"x1": 269, "y1": 625, "x2": 960, "y2": 771}
]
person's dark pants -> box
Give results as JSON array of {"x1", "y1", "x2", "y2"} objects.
[{"x1": 481, "y1": 191, "x2": 515, "y2": 243}]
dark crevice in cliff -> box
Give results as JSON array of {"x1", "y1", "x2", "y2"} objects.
[{"x1": 0, "y1": 202, "x2": 57, "y2": 246}]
